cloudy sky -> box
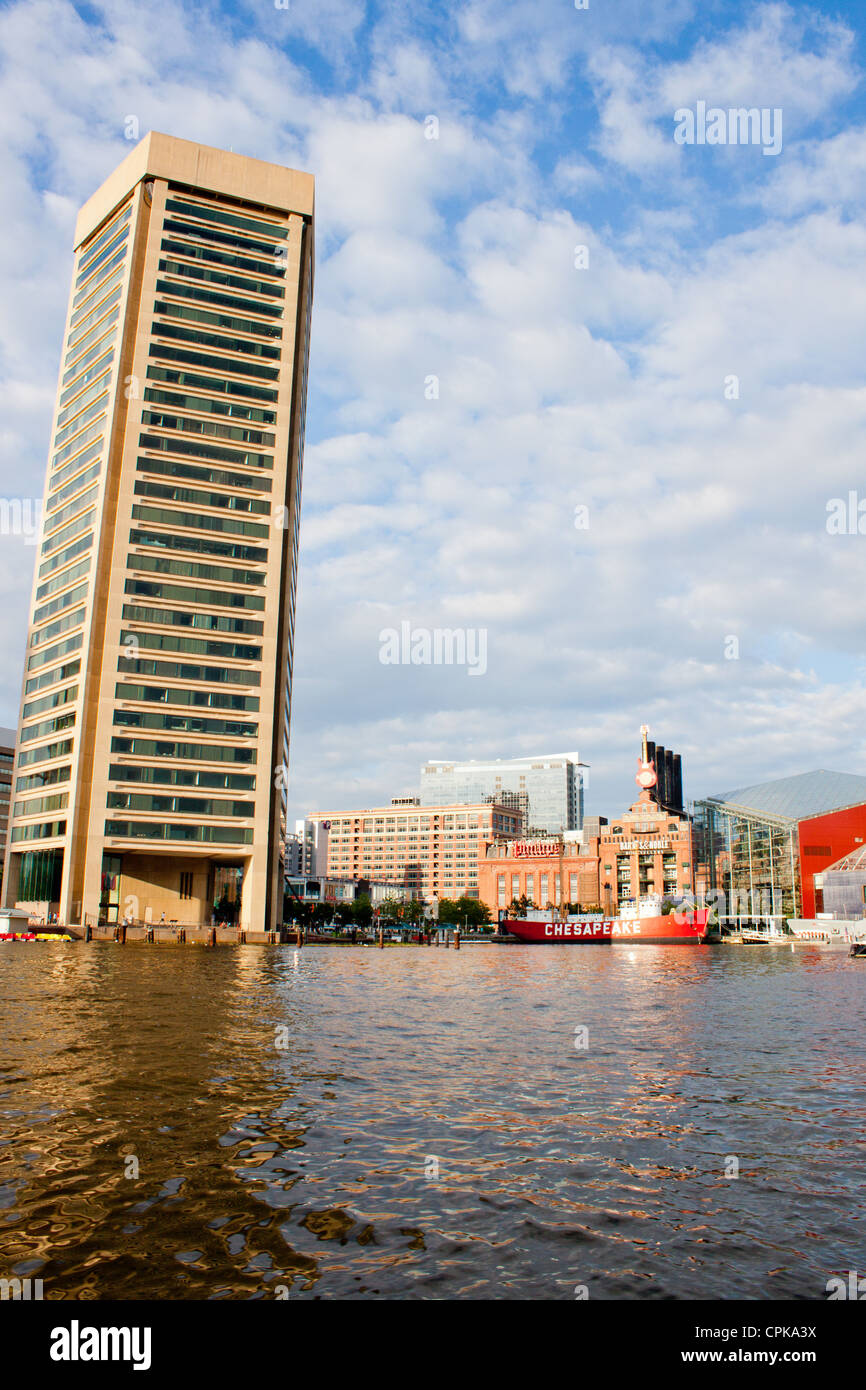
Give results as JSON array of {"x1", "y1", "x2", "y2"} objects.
[{"x1": 2, "y1": 0, "x2": 865, "y2": 822}]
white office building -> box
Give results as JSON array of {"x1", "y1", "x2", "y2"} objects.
[{"x1": 419, "y1": 754, "x2": 586, "y2": 834}]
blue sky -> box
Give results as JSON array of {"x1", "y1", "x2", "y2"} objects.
[{"x1": 2, "y1": 0, "x2": 866, "y2": 822}]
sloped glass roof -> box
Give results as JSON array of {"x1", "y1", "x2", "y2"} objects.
[
  {"x1": 821, "y1": 843, "x2": 866, "y2": 874},
  {"x1": 706, "y1": 769, "x2": 866, "y2": 822}
]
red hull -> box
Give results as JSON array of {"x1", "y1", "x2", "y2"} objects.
[{"x1": 500, "y1": 911, "x2": 709, "y2": 945}]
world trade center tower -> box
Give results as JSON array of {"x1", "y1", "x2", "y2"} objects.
[{"x1": 2, "y1": 133, "x2": 314, "y2": 935}]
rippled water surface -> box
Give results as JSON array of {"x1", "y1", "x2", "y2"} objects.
[{"x1": 0, "y1": 942, "x2": 863, "y2": 1299}]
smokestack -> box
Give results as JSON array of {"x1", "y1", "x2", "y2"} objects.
[
  {"x1": 664, "y1": 749, "x2": 674, "y2": 808},
  {"x1": 671, "y1": 753, "x2": 683, "y2": 812},
  {"x1": 655, "y1": 744, "x2": 666, "y2": 805}
]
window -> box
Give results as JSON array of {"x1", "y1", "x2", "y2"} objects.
[
  {"x1": 33, "y1": 583, "x2": 89, "y2": 627},
  {"x1": 165, "y1": 197, "x2": 288, "y2": 241},
  {"x1": 107, "y1": 791, "x2": 254, "y2": 818},
  {"x1": 130, "y1": 502, "x2": 268, "y2": 540},
  {"x1": 11, "y1": 819, "x2": 67, "y2": 842},
  {"x1": 119, "y1": 627, "x2": 261, "y2": 661},
  {"x1": 152, "y1": 317, "x2": 280, "y2": 360},
  {"x1": 17, "y1": 765, "x2": 71, "y2": 793},
  {"x1": 147, "y1": 361, "x2": 277, "y2": 403},
  {"x1": 62, "y1": 332, "x2": 116, "y2": 388},
  {"x1": 76, "y1": 217, "x2": 130, "y2": 285},
  {"x1": 123, "y1": 578, "x2": 265, "y2": 611},
  {"x1": 17, "y1": 739, "x2": 74, "y2": 767},
  {"x1": 38, "y1": 534, "x2": 94, "y2": 581},
  {"x1": 13, "y1": 792, "x2": 69, "y2": 817},
  {"x1": 157, "y1": 257, "x2": 285, "y2": 302},
  {"x1": 114, "y1": 682, "x2": 259, "y2": 712},
  {"x1": 109, "y1": 763, "x2": 254, "y2": 791},
  {"x1": 64, "y1": 312, "x2": 119, "y2": 372},
  {"x1": 113, "y1": 709, "x2": 257, "y2": 738},
  {"x1": 20, "y1": 711, "x2": 76, "y2": 742},
  {"x1": 144, "y1": 386, "x2": 276, "y2": 424},
  {"x1": 155, "y1": 278, "x2": 283, "y2": 321},
  {"x1": 118, "y1": 657, "x2": 259, "y2": 687},
  {"x1": 136, "y1": 454, "x2": 272, "y2": 492},
  {"x1": 127, "y1": 553, "x2": 265, "y2": 588},
  {"x1": 129, "y1": 527, "x2": 266, "y2": 564},
  {"x1": 50, "y1": 438, "x2": 104, "y2": 490},
  {"x1": 105, "y1": 819, "x2": 253, "y2": 845},
  {"x1": 121, "y1": 603, "x2": 262, "y2": 636},
  {"x1": 40, "y1": 509, "x2": 95, "y2": 557},
  {"x1": 31, "y1": 607, "x2": 86, "y2": 649},
  {"x1": 162, "y1": 216, "x2": 283, "y2": 260},
  {"x1": 149, "y1": 343, "x2": 279, "y2": 383},
  {"x1": 22, "y1": 684, "x2": 78, "y2": 719},
  {"x1": 139, "y1": 430, "x2": 272, "y2": 470},
  {"x1": 161, "y1": 238, "x2": 286, "y2": 286},
  {"x1": 110, "y1": 736, "x2": 255, "y2": 764}
]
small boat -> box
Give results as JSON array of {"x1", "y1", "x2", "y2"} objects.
[{"x1": 849, "y1": 943, "x2": 866, "y2": 958}]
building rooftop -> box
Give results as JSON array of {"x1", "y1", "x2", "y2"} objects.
[
  {"x1": 422, "y1": 753, "x2": 584, "y2": 767},
  {"x1": 706, "y1": 769, "x2": 866, "y2": 822},
  {"x1": 308, "y1": 801, "x2": 523, "y2": 819},
  {"x1": 75, "y1": 131, "x2": 315, "y2": 249},
  {"x1": 0, "y1": 727, "x2": 17, "y2": 749}
]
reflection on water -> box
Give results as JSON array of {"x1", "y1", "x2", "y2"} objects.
[{"x1": 0, "y1": 944, "x2": 863, "y2": 1299}]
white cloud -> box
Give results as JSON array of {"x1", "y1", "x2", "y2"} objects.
[{"x1": 0, "y1": 0, "x2": 864, "y2": 834}]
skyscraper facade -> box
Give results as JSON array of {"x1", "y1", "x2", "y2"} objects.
[
  {"x1": 2, "y1": 133, "x2": 314, "y2": 933},
  {"x1": 419, "y1": 754, "x2": 585, "y2": 833},
  {"x1": 0, "y1": 728, "x2": 14, "y2": 883}
]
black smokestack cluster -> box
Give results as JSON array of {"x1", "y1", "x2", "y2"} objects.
[{"x1": 646, "y1": 740, "x2": 684, "y2": 814}]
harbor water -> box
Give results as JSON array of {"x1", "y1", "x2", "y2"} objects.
[{"x1": 0, "y1": 943, "x2": 863, "y2": 1299}]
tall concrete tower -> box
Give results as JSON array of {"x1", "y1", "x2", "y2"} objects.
[{"x1": 2, "y1": 133, "x2": 314, "y2": 933}]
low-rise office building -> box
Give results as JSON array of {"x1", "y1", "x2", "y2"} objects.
[
  {"x1": 420, "y1": 753, "x2": 585, "y2": 833},
  {"x1": 306, "y1": 799, "x2": 523, "y2": 901}
]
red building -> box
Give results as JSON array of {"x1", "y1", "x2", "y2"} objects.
[
  {"x1": 693, "y1": 770, "x2": 866, "y2": 920},
  {"x1": 478, "y1": 791, "x2": 694, "y2": 915}
]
